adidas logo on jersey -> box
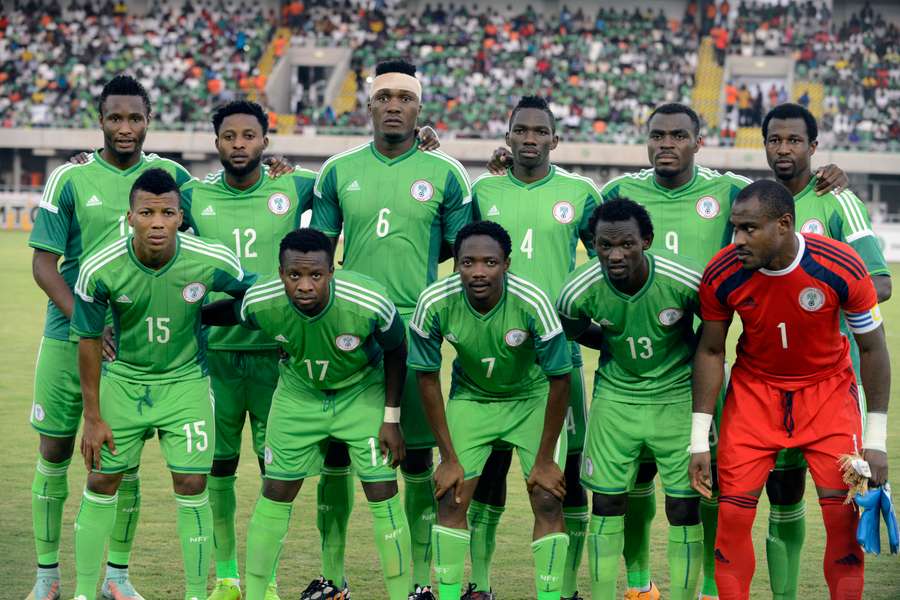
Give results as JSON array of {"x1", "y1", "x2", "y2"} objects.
[
  {"x1": 115, "y1": 294, "x2": 132, "y2": 303},
  {"x1": 201, "y1": 205, "x2": 216, "y2": 216},
  {"x1": 346, "y1": 180, "x2": 361, "y2": 192},
  {"x1": 487, "y1": 205, "x2": 500, "y2": 216},
  {"x1": 275, "y1": 334, "x2": 289, "y2": 343},
  {"x1": 86, "y1": 195, "x2": 102, "y2": 207}
]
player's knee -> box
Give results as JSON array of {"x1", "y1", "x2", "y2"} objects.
[
  {"x1": 39, "y1": 434, "x2": 76, "y2": 464},
  {"x1": 86, "y1": 471, "x2": 123, "y2": 496},
  {"x1": 635, "y1": 461, "x2": 658, "y2": 485},
  {"x1": 210, "y1": 456, "x2": 240, "y2": 477},
  {"x1": 262, "y1": 477, "x2": 303, "y2": 503},
  {"x1": 361, "y1": 480, "x2": 398, "y2": 503},
  {"x1": 665, "y1": 496, "x2": 700, "y2": 526},
  {"x1": 437, "y1": 490, "x2": 469, "y2": 527},
  {"x1": 172, "y1": 473, "x2": 207, "y2": 496},
  {"x1": 324, "y1": 440, "x2": 351, "y2": 469},
  {"x1": 563, "y1": 453, "x2": 587, "y2": 507},
  {"x1": 766, "y1": 467, "x2": 807, "y2": 505},
  {"x1": 472, "y1": 448, "x2": 513, "y2": 505},
  {"x1": 591, "y1": 492, "x2": 627, "y2": 516},
  {"x1": 530, "y1": 487, "x2": 563, "y2": 523},
  {"x1": 401, "y1": 447, "x2": 433, "y2": 475}
]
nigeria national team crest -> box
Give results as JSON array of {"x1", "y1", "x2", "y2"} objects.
[
  {"x1": 264, "y1": 447, "x2": 273, "y2": 465},
  {"x1": 658, "y1": 308, "x2": 684, "y2": 326},
  {"x1": 552, "y1": 201, "x2": 575, "y2": 224},
  {"x1": 410, "y1": 180, "x2": 434, "y2": 202},
  {"x1": 696, "y1": 196, "x2": 720, "y2": 219},
  {"x1": 32, "y1": 403, "x2": 45, "y2": 422},
  {"x1": 583, "y1": 457, "x2": 594, "y2": 476},
  {"x1": 504, "y1": 328, "x2": 529, "y2": 347},
  {"x1": 799, "y1": 286, "x2": 826, "y2": 312},
  {"x1": 182, "y1": 282, "x2": 207, "y2": 303},
  {"x1": 335, "y1": 334, "x2": 361, "y2": 351},
  {"x1": 268, "y1": 192, "x2": 291, "y2": 215},
  {"x1": 800, "y1": 219, "x2": 825, "y2": 235}
]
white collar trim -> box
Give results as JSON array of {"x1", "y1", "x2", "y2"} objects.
[{"x1": 760, "y1": 233, "x2": 804, "y2": 277}]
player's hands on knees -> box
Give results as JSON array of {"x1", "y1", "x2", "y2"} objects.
[
  {"x1": 527, "y1": 459, "x2": 566, "y2": 500},
  {"x1": 68, "y1": 151, "x2": 91, "y2": 165},
  {"x1": 378, "y1": 422, "x2": 405, "y2": 468},
  {"x1": 416, "y1": 126, "x2": 440, "y2": 151},
  {"x1": 263, "y1": 155, "x2": 294, "y2": 178},
  {"x1": 689, "y1": 451, "x2": 713, "y2": 499},
  {"x1": 814, "y1": 164, "x2": 848, "y2": 195},
  {"x1": 81, "y1": 417, "x2": 116, "y2": 471},
  {"x1": 434, "y1": 459, "x2": 465, "y2": 504},
  {"x1": 102, "y1": 326, "x2": 117, "y2": 361},
  {"x1": 487, "y1": 147, "x2": 512, "y2": 175},
  {"x1": 864, "y1": 449, "x2": 888, "y2": 487}
]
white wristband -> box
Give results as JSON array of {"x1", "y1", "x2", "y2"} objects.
[
  {"x1": 864, "y1": 412, "x2": 888, "y2": 453},
  {"x1": 689, "y1": 412, "x2": 713, "y2": 453},
  {"x1": 383, "y1": 406, "x2": 401, "y2": 424}
]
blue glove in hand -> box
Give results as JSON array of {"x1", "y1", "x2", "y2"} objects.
[
  {"x1": 855, "y1": 487, "x2": 882, "y2": 555},
  {"x1": 880, "y1": 483, "x2": 899, "y2": 554}
]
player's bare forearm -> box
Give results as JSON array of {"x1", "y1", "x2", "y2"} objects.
[
  {"x1": 33, "y1": 249, "x2": 74, "y2": 319},
  {"x1": 573, "y1": 323, "x2": 604, "y2": 350},
  {"x1": 856, "y1": 326, "x2": 891, "y2": 414},
  {"x1": 78, "y1": 337, "x2": 103, "y2": 421},
  {"x1": 417, "y1": 370, "x2": 457, "y2": 462},
  {"x1": 382, "y1": 341, "x2": 407, "y2": 409},
  {"x1": 201, "y1": 299, "x2": 241, "y2": 326},
  {"x1": 692, "y1": 320, "x2": 728, "y2": 414},
  {"x1": 873, "y1": 275, "x2": 892, "y2": 303},
  {"x1": 537, "y1": 373, "x2": 570, "y2": 462}
]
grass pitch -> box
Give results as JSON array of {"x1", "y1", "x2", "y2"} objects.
[{"x1": 1, "y1": 231, "x2": 898, "y2": 598}]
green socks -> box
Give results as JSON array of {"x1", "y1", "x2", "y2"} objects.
[
  {"x1": 209, "y1": 474, "x2": 239, "y2": 580},
  {"x1": 561, "y1": 506, "x2": 589, "y2": 598},
  {"x1": 468, "y1": 499, "x2": 504, "y2": 592},
  {"x1": 532, "y1": 532, "x2": 570, "y2": 600},
  {"x1": 175, "y1": 491, "x2": 213, "y2": 599},
  {"x1": 108, "y1": 468, "x2": 141, "y2": 566},
  {"x1": 433, "y1": 525, "x2": 470, "y2": 600},
  {"x1": 667, "y1": 524, "x2": 703, "y2": 600},
  {"x1": 32, "y1": 457, "x2": 70, "y2": 566},
  {"x1": 587, "y1": 514, "x2": 625, "y2": 600},
  {"x1": 369, "y1": 494, "x2": 413, "y2": 600},
  {"x1": 403, "y1": 469, "x2": 436, "y2": 587},
  {"x1": 623, "y1": 480, "x2": 655, "y2": 590},
  {"x1": 246, "y1": 496, "x2": 292, "y2": 600},
  {"x1": 74, "y1": 489, "x2": 118, "y2": 599},
  {"x1": 317, "y1": 466, "x2": 354, "y2": 585},
  {"x1": 767, "y1": 501, "x2": 806, "y2": 600},
  {"x1": 699, "y1": 496, "x2": 719, "y2": 597}
]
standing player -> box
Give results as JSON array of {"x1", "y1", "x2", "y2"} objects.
[
  {"x1": 311, "y1": 59, "x2": 471, "y2": 598},
  {"x1": 236, "y1": 229, "x2": 411, "y2": 600},
  {"x1": 759, "y1": 103, "x2": 892, "y2": 600},
  {"x1": 71, "y1": 169, "x2": 254, "y2": 600},
  {"x1": 27, "y1": 75, "x2": 193, "y2": 600},
  {"x1": 689, "y1": 180, "x2": 891, "y2": 599},
  {"x1": 181, "y1": 100, "x2": 316, "y2": 600},
  {"x1": 466, "y1": 96, "x2": 597, "y2": 600},
  {"x1": 557, "y1": 199, "x2": 703, "y2": 600},
  {"x1": 408, "y1": 221, "x2": 571, "y2": 600}
]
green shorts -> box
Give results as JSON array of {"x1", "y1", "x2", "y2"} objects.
[
  {"x1": 97, "y1": 377, "x2": 215, "y2": 475},
  {"x1": 31, "y1": 337, "x2": 82, "y2": 437},
  {"x1": 263, "y1": 369, "x2": 397, "y2": 483},
  {"x1": 582, "y1": 398, "x2": 696, "y2": 498},
  {"x1": 565, "y1": 365, "x2": 588, "y2": 455},
  {"x1": 446, "y1": 393, "x2": 567, "y2": 480},
  {"x1": 399, "y1": 313, "x2": 435, "y2": 450},
  {"x1": 208, "y1": 349, "x2": 280, "y2": 461}
]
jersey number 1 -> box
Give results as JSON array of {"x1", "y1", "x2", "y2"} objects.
[{"x1": 777, "y1": 322, "x2": 788, "y2": 349}]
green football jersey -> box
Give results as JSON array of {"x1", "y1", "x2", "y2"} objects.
[
  {"x1": 71, "y1": 233, "x2": 253, "y2": 384},
  {"x1": 557, "y1": 251, "x2": 702, "y2": 403},
  {"x1": 239, "y1": 270, "x2": 405, "y2": 392},
  {"x1": 29, "y1": 151, "x2": 193, "y2": 341},
  {"x1": 311, "y1": 142, "x2": 472, "y2": 313},
  {"x1": 408, "y1": 272, "x2": 572, "y2": 402},
  {"x1": 600, "y1": 166, "x2": 751, "y2": 265},
  {"x1": 472, "y1": 165, "x2": 599, "y2": 367},
  {"x1": 183, "y1": 166, "x2": 316, "y2": 351}
]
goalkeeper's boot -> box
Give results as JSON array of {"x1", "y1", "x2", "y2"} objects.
[
  {"x1": 623, "y1": 581, "x2": 660, "y2": 600},
  {"x1": 460, "y1": 583, "x2": 496, "y2": 599},
  {"x1": 207, "y1": 579, "x2": 242, "y2": 600},
  {"x1": 25, "y1": 570, "x2": 60, "y2": 600},
  {"x1": 560, "y1": 591, "x2": 583, "y2": 600},
  {"x1": 299, "y1": 576, "x2": 349, "y2": 600},
  {"x1": 101, "y1": 575, "x2": 145, "y2": 600},
  {"x1": 408, "y1": 585, "x2": 436, "y2": 600}
]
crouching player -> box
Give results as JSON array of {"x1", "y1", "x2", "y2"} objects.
[{"x1": 408, "y1": 221, "x2": 571, "y2": 600}]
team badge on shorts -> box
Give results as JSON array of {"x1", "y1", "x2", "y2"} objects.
[
  {"x1": 268, "y1": 193, "x2": 291, "y2": 215},
  {"x1": 504, "y1": 328, "x2": 529, "y2": 347},
  {"x1": 32, "y1": 403, "x2": 45, "y2": 422},
  {"x1": 800, "y1": 218, "x2": 825, "y2": 234},
  {"x1": 552, "y1": 201, "x2": 575, "y2": 224},
  {"x1": 658, "y1": 308, "x2": 684, "y2": 326},
  {"x1": 696, "y1": 196, "x2": 720, "y2": 219},
  {"x1": 583, "y1": 457, "x2": 594, "y2": 476},
  {"x1": 335, "y1": 334, "x2": 361, "y2": 351},
  {"x1": 410, "y1": 180, "x2": 434, "y2": 202},
  {"x1": 182, "y1": 282, "x2": 207, "y2": 303},
  {"x1": 264, "y1": 447, "x2": 273, "y2": 465},
  {"x1": 799, "y1": 286, "x2": 826, "y2": 311}
]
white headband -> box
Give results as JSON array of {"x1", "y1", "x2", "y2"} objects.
[{"x1": 370, "y1": 72, "x2": 422, "y2": 100}]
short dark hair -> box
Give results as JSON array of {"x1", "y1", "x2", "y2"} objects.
[
  {"x1": 509, "y1": 95, "x2": 556, "y2": 132},
  {"x1": 129, "y1": 168, "x2": 178, "y2": 207},
  {"x1": 212, "y1": 100, "x2": 268, "y2": 136},
  {"x1": 761, "y1": 103, "x2": 818, "y2": 142},
  {"x1": 734, "y1": 180, "x2": 795, "y2": 220},
  {"x1": 454, "y1": 221, "x2": 512, "y2": 259},
  {"x1": 375, "y1": 59, "x2": 417, "y2": 77},
  {"x1": 279, "y1": 228, "x2": 334, "y2": 266},
  {"x1": 588, "y1": 198, "x2": 654, "y2": 240},
  {"x1": 99, "y1": 75, "x2": 151, "y2": 117},
  {"x1": 647, "y1": 103, "x2": 701, "y2": 137}
]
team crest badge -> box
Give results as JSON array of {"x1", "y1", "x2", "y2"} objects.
[
  {"x1": 33, "y1": 403, "x2": 45, "y2": 422},
  {"x1": 584, "y1": 457, "x2": 594, "y2": 476},
  {"x1": 410, "y1": 180, "x2": 434, "y2": 202},
  {"x1": 799, "y1": 287, "x2": 826, "y2": 312},
  {"x1": 445, "y1": 332, "x2": 458, "y2": 343},
  {"x1": 182, "y1": 282, "x2": 207, "y2": 303},
  {"x1": 335, "y1": 334, "x2": 361, "y2": 351},
  {"x1": 268, "y1": 193, "x2": 291, "y2": 215},
  {"x1": 658, "y1": 308, "x2": 684, "y2": 326},
  {"x1": 552, "y1": 201, "x2": 575, "y2": 224},
  {"x1": 800, "y1": 219, "x2": 825, "y2": 235},
  {"x1": 696, "y1": 196, "x2": 720, "y2": 219},
  {"x1": 504, "y1": 329, "x2": 529, "y2": 347},
  {"x1": 264, "y1": 447, "x2": 273, "y2": 465}
]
